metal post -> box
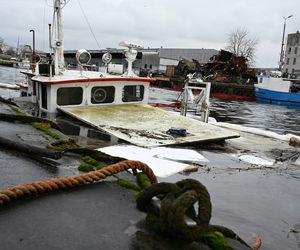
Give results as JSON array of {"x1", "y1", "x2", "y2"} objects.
[
  {"x1": 30, "y1": 29, "x2": 36, "y2": 72},
  {"x1": 279, "y1": 15, "x2": 293, "y2": 71}
]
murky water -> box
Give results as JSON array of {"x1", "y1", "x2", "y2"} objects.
[
  {"x1": 149, "y1": 87, "x2": 300, "y2": 136},
  {"x1": 0, "y1": 66, "x2": 300, "y2": 249},
  {"x1": 1, "y1": 65, "x2": 299, "y2": 136},
  {"x1": 0, "y1": 66, "x2": 25, "y2": 99},
  {"x1": 209, "y1": 99, "x2": 300, "y2": 136}
]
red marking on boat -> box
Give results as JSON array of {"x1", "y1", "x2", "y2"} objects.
[
  {"x1": 152, "y1": 85, "x2": 256, "y2": 101},
  {"x1": 150, "y1": 101, "x2": 181, "y2": 109},
  {"x1": 210, "y1": 93, "x2": 256, "y2": 101}
]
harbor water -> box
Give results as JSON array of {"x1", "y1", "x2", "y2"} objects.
[
  {"x1": 0, "y1": 66, "x2": 300, "y2": 250},
  {"x1": 0, "y1": 66, "x2": 299, "y2": 136}
]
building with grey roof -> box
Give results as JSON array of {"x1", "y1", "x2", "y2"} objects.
[
  {"x1": 158, "y1": 48, "x2": 218, "y2": 63},
  {"x1": 63, "y1": 47, "x2": 219, "y2": 75}
]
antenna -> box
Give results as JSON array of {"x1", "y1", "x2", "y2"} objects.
[{"x1": 119, "y1": 41, "x2": 143, "y2": 77}]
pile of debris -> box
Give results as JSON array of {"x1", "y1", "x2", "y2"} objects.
[
  {"x1": 202, "y1": 50, "x2": 256, "y2": 84},
  {"x1": 171, "y1": 50, "x2": 257, "y2": 87}
]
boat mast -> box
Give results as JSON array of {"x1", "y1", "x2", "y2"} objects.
[
  {"x1": 16, "y1": 36, "x2": 20, "y2": 59},
  {"x1": 54, "y1": 0, "x2": 65, "y2": 74}
]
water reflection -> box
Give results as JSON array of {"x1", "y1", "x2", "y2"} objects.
[{"x1": 55, "y1": 116, "x2": 121, "y2": 148}]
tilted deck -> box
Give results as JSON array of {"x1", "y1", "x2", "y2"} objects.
[{"x1": 58, "y1": 104, "x2": 239, "y2": 147}]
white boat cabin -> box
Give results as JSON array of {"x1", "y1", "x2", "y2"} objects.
[
  {"x1": 31, "y1": 69, "x2": 152, "y2": 113},
  {"x1": 256, "y1": 73, "x2": 300, "y2": 93}
]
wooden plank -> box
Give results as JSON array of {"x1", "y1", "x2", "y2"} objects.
[{"x1": 58, "y1": 104, "x2": 239, "y2": 147}]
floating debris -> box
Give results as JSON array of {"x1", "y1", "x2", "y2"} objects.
[
  {"x1": 290, "y1": 136, "x2": 300, "y2": 147},
  {"x1": 183, "y1": 164, "x2": 199, "y2": 173},
  {"x1": 238, "y1": 155, "x2": 274, "y2": 166}
]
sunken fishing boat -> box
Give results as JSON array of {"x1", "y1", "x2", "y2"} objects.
[{"x1": 19, "y1": 0, "x2": 239, "y2": 147}]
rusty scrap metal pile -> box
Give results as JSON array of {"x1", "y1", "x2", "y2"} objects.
[
  {"x1": 174, "y1": 50, "x2": 257, "y2": 85},
  {"x1": 202, "y1": 50, "x2": 256, "y2": 83}
]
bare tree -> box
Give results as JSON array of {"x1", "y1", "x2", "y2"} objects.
[
  {"x1": 5, "y1": 46, "x2": 16, "y2": 56},
  {"x1": 226, "y1": 28, "x2": 258, "y2": 65}
]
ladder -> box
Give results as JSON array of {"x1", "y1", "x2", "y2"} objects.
[{"x1": 180, "y1": 74, "x2": 211, "y2": 122}]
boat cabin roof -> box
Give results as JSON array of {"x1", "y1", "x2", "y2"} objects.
[{"x1": 31, "y1": 70, "x2": 153, "y2": 85}]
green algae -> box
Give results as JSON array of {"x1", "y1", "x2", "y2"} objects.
[
  {"x1": 68, "y1": 148, "x2": 125, "y2": 165},
  {"x1": 31, "y1": 122, "x2": 62, "y2": 140},
  {"x1": 201, "y1": 231, "x2": 235, "y2": 250},
  {"x1": 117, "y1": 178, "x2": 142, "y2": 192},
  {"x1": 78, "y1": 163, "x2": 95, "y2": 172},
  {"x1": 136, "y1": 173, "x2": 151, "y2": 189},
  {"x1": 82, "y1": 155, "x2": 99, "y2": 166},
  {"x1": 8, "y1": 104, "x2": 27, "y2": 116}
]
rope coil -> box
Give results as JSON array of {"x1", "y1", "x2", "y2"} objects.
[
  {"x1": 0, "y1": 160, "x2": 157, "y2": 206},
  {"x1": 136, "y1": 179, "x2": 253, "y2": 249}
]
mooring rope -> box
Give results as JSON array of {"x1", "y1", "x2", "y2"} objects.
[
  {"x1": 0, "y1": 160, "x2": 157, "y2": 206},
  {"x1": 136, "y1": 179, "x2": 256, "y2": 249}
]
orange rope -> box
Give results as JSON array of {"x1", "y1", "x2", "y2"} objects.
[{"x1": 0, "y1": 160, "x2": 157, "y2": 206}]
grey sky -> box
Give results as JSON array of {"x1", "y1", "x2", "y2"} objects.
[{"x1": 1, "y1": 0, "x2": 299, "y2": 67}]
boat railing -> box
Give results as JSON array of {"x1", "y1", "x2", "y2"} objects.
[{"x1": 180, "y1": 76, "x2": 211, "y2": 122}]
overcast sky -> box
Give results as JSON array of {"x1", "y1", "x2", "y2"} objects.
[{"x1": 1, "y1": 0, "x2": 299, "y2": 67}]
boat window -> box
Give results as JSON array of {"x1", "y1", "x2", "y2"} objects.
[
  {"x1": 57, "y1": 87, "x2": 83, "y2": 106},
  {"x1": 122, "y1": 85, "x2": 144, "y2": 102},
  {"x1": 91, "y1": 86, "x2": 115, "y2": 104},
  {"x1": 259, "y1": 78, "x2": 263, "y2": 83}
]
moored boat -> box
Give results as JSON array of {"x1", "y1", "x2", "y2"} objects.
[{"x1": 255, "y1": 73, "x2": 300, "y2": 107}]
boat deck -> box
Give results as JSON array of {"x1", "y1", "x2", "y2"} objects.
[{"x1": 58, "y1": 104, "x2": 239, "y2": 147}]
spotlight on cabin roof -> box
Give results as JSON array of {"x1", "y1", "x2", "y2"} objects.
[
  {"x1": 102, "y1": 52, "x2": 112, "y2": 65},
  {"x1": 76, "y1": 49, "x2": 91, "y2": 65}
]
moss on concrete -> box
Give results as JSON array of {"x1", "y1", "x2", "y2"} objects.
[
  {"x1": 78, "y1": 163, "x2": 95, "y2": 172},
  {"x1": 201, "y1": 231, "x2": 235, "y2": 250},
  {"x1": 31, "y1": 122, "x2": 62, "y2": 140}
]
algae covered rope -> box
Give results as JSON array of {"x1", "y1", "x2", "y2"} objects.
[
  {"x1": 136, "y1": 178, "x2": 253, "y2": 249},
  {"x1": 0, "y1": 113, "x2": 62, "y2": 131},
  {"x1": 0, "y1": 160, "x2": 157, "y2": 206}
]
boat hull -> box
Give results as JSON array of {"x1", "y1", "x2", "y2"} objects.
[{"x1": 255, "y1": 87, "x2": 300, "y2": 107}]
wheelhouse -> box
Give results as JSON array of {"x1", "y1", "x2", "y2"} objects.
[{"x1": 32, "y1": 73, "x2": 152, "y2": 113}]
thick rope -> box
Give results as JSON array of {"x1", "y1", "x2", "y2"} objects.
[
  {"x1": 0, "y1": 160, "x2": 157, "y2": 206},
  {"x1": 136, "y1": 179, "x2": 253, "y2": 249}
]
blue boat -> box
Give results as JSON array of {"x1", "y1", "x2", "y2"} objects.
[{"x1": 255, "y1": 74, "x2": 300, "y2": 107}]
